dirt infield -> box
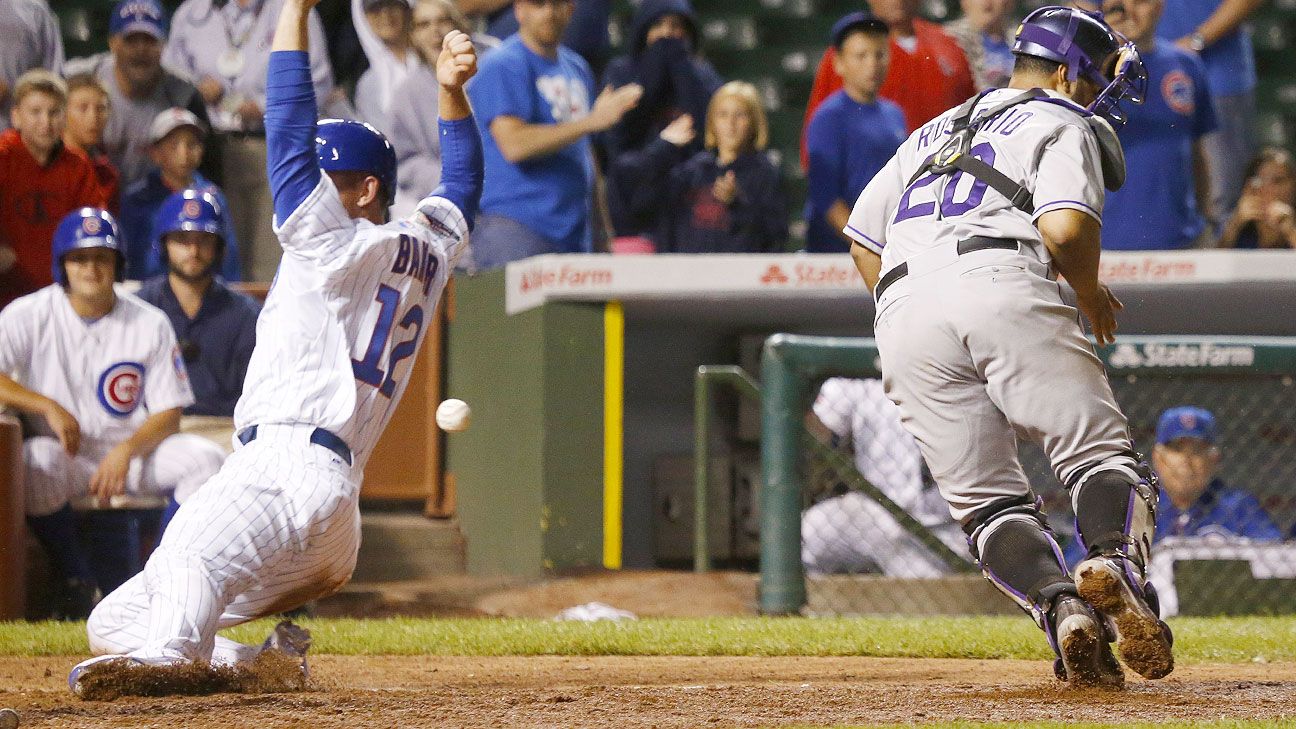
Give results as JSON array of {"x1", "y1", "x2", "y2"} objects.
[{"x1": 4, "y1": 655, "x2": 1296, "y2": 727}]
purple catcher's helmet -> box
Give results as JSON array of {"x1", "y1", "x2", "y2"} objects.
[
  {"x1": 51, "y1": 208, "x2": 125, "y2": 286},
  {"x1": 1012, "y1": 6, "x2": 1147, "y2": 126}
]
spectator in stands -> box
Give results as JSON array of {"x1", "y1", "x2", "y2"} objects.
[
  {"x1": 1100, "y1": 0, "x2": 1217, "y2": 250},
  {"x1": 138, "y1": 190, "x2": 259, "y2": 417},
  {"x1": 0, "y1": 0, "x2": 63, "y2": 133},
  {"x1": 352, "y1": 0, "x2": 418, "y2": 134},
  {"x1": 1160, "y1": 0, "x2": 1263, "y2": 220},
  {"x1": 0, "y1": 70, "x2": 103, "y2": 305},
  {"x1": 388, "y1": 0, "x2": 498, "y2": 216},
  {"x1": 801, "y1": 378, "x2": 967, "y2": 577},
  {"x1": 120, "y1": 108, "x2": 240, "y2": 281},
  {"x1": 649, "y1": 81, "x2": 786, "y2": 253},
  {"x1": 1217, "y1": 147, "x2": 1296, "y2": 250},
  {"x1": 804, "y1": 12, "x2": 906, "y2": 253},
  {"x1": 467, "y1": 0, "x2": 641, "y2": 268},
  {"x1": 165, "y1": 0, "x2": 334, "y2": 281},
  {"x1": 459, "y1": 0, "x2": 611, "y2": 76},
  {"x1": 65, "y1": 0, "x2": 213, "y2": 192},
  {"x1": 602, "y1": 0, "x2": 723, "y2": 240},
  {"x1": 1065, "y1": 406, "x2": 1281, "y2": 567},
  {"x1": 800, "y1": 0, "x2": 975, "y2": 167},
  {"x1": 63, "y1": 75, "x2": 121, "y2": 216},
  {"x1": 943, "y1": 0, "x2": 1017, "y2": 91}
]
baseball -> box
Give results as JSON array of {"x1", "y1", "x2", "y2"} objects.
[
  {"x1": 436, "y1": 398, "x2": 472, "y2": 432},
  {"x1": 0, "y1": 708, "x2": 19, "y2": 729}
]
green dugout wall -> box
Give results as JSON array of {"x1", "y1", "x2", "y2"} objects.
[{"x1": 447, "y1": 271, "x2": 624, "y2": 575}]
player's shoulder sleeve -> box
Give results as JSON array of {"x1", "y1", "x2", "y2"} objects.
[
  {"x1": 843, "y1": 146, "x2": 908, "y2": 255},
  {"x1": 273, "y1": 173, "x2": 357, "y2": 261},
  {"x1": 0, "y1": 288, "x2": 44, "y2": 375},
  {"x1": 123, "y1": 293, "x2": 195, "y2": 413},
  {"x1": 1030, "y1": 117, "x2": 1104, "y2": 223},
  {"x1": 410, "y1": 195, "x2": 471, "y2": 268}
]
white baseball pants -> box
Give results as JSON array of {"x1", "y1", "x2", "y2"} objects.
[
  {"x1": 24, "y1": 434, "x2": 226, "y2": 517},
  {"x1": 86, "y1": 425, "x2": 361, "y2": 665}
]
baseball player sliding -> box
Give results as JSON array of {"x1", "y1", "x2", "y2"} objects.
[
  {"x1": 70, "y1": 0, "x2": 482, "y2": 692},
  {"x1": 845, "y1": 7, "x2": 1170, "y2": 686}
]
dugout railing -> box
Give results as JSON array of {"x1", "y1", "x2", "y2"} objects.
[{"x1": 705, "y1": 334, "x2": 1296, "y2": 617}]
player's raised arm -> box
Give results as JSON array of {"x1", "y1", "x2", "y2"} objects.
[
  {"x1": 266, "y1": 0, "x2": 324, "y2": 228},
  {"x1": 422, "y1": 31, "x2": 483, "y2": 232}
]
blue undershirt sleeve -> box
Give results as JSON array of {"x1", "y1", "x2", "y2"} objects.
[
  {"x1": 430, "y1": 116, "x2": 484, "y2": 230},
  {"x1": 265, "y1": 50, "x2": 322, "y2": 225}
]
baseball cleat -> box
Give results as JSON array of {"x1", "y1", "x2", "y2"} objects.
[
  {"x1": 261, "y1": 620, "x2": 312, "y2": 679},
  {"x1": 1050, "y1": 595, "x2": 1124, "y2": 688},
  {"x1": 68, "y1": 654, "x2": 143, "y2": 697},
  {"x1": 1075, "y1": 556, "x2": 1174, "y2": 679}
]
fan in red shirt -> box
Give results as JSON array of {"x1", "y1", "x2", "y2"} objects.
[
  {"x1": 0, "y1": 70, "x2": 106, "y2": 306},
  {"x1": 63, "y1": 74, "x2": 121, "y2": 215},
  {"x1": 800, "y1": 0, "x2": 976, "y2": 168}
]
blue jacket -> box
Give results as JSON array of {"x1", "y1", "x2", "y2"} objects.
[
  {"x1": 119, "y1": 169, "x2": 241, "y2": 281},
  {"x1": 656, "y1": 144, "x2": 787, "y2": 253}
]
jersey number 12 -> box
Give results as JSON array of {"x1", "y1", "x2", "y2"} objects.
[{"x1": 352, "y1": 285, "x2": 425, "y2": 398}]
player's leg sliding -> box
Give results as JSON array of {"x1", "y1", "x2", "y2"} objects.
[
  {"x1": 1071, "y1": 460, "x2": 1174, "y2": 680},
  {"x1": 967, "y1": 498, "x2": 1123, "y2": 687}
]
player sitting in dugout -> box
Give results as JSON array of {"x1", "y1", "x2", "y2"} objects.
[
  {"x1": 1065, "y1": 405, "x2": 1282, "y2": 567},
  {"x1": 0, "y1": 208, "x2": 226, "y2": 619}
]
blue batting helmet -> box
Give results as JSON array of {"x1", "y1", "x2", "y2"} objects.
[
  {"x1": 153, "y1": 189, "x2": 226, "y2": 273},
  {"x1": 316, "y1": 119, "x2": 398, "y2": 204},
  {"x1": 1012, "y1": 6, "x2": 1147, "y2": 126},
  {"x1": 51, "y1": 208, "x2": 125, "y2": 286}
]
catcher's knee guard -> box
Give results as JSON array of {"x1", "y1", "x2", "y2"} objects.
[
  {"x1": 1071, "y1": 457, "x2": 1159, "y2": 581},
  {"x1": 965, "y1": 495, "x2": 1073, "y2": 631}
]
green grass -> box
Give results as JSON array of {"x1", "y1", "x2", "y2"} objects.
[{"x1": 3, "y1": 616, "x2": 1295, "y2": 662}]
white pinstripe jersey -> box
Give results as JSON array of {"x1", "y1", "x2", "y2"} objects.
[
  {"x1": 844, "y1": 88, "x2": 1107, "y2": 275},
  {"x1": 234, "y1": 175, "x2": 468, "y2": 472},
  {"x1": 0, "y1": 285, "x2": 194, "y2": 458}
]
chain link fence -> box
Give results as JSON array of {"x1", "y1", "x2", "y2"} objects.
[{"x1": 754, "y1": 336, "x2": 1296, "y2": 617}]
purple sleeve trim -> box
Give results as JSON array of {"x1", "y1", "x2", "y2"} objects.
[
  {"x1": 1033, "y1": 199, "x2": 1101, "y2": 221},
  {"x1": 844, "y1": 224, "x2": 884, "y2": 254}
]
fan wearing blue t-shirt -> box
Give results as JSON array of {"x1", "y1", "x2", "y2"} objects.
[
  {"x1": 1101, "y1": 0, "x2": 1217, "y2": 251},
  {"x1": 804, "y1": 12, "x2": 907, "y2": 253},
  {"x1": 466, "y1": 0, "x2": 641, "y2": 269},
  {"x1": 1158, "y1": 0, "x2": 1261, "y2": 217}
]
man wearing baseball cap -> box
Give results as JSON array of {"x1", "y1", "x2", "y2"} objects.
[
  {"x1": 1150, "y1": 406, "x2": 1281, "y2": 541},
  {"x1": 119, "y1": 107, "x2": 240, "y2": 281},
  {"x1": 63, "y1": 0, "x2": 213, "y2": 189}
]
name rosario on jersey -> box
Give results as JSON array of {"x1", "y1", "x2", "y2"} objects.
[
  {"x1": 392, "y1": 233, "x2": 440, "y2": 297},
  {"x1": 915, "y1": 106, "x2": 1036, "y2": 152}
]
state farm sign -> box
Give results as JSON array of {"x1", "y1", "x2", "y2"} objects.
[
  {"x1": 517, "y1": 264, "x2": 614, "y2": 294},
  {"x1": 758, "y1": 261, "x2": 863, "y2": 288}
]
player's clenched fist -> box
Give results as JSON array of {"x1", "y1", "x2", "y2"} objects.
[{"x1": 437, "y1": 30, "x2": 477, "y2": 89}]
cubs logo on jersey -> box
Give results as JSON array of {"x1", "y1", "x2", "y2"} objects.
[
  {"x1": 98, "y1": 362, "x2": 145, "y2": 417},
  {"x1": 1161, "y1": 70, "x2": 1195, "y2": 116}
]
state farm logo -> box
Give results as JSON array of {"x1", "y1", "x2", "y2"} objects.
[
  {"x1": 1098, "y1": 257, "x2": 1197, "y2": 282},
  {"x1": 759, "y1": 262, "x2": 862, "y2": 287},
  {"x1": 760, "y1": 265, "x2": 789, "y2": 285},
  {"x1": 1107, "y1": 342, "x2": 1255, "y2": 369},
  {"x1": 518, "y1": 265, "x2": 613, "y2": 294}
]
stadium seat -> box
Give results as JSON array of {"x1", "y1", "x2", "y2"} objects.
[{"x1": 698, "y1": 14, "x2": 760, "y2": 51}]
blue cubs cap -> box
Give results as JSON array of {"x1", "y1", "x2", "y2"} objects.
[
  {"x1": 831, "y1": 11, "x2": 888, "y2": 49},
  {"x1": 1156, "y1": 406, "x2": 1217, "y2": 445},
  {"x1": 316, "y1": 119, "x2": 398, "y2": 204},
  {"x1": 110, "y1": 0, "x2": 167, "y2": 41}
]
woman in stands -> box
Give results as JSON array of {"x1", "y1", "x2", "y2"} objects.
[{"x1": 1217, "y1": 147, "x2": 1296, "y2": 249}]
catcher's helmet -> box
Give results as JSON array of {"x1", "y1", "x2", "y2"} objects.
[
  {"x1": 153, "y1": 189, "x2": 226, "y2": 272},
  {"x1": 316, "y1": 119, "x2": 398, "y2": 203},
  {"x1": 1012, "y1": 6, "x2": 1147, "y2": 126},
  {"x1": 51, "y1": 208, "x2": 125, "y2": 286}
]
